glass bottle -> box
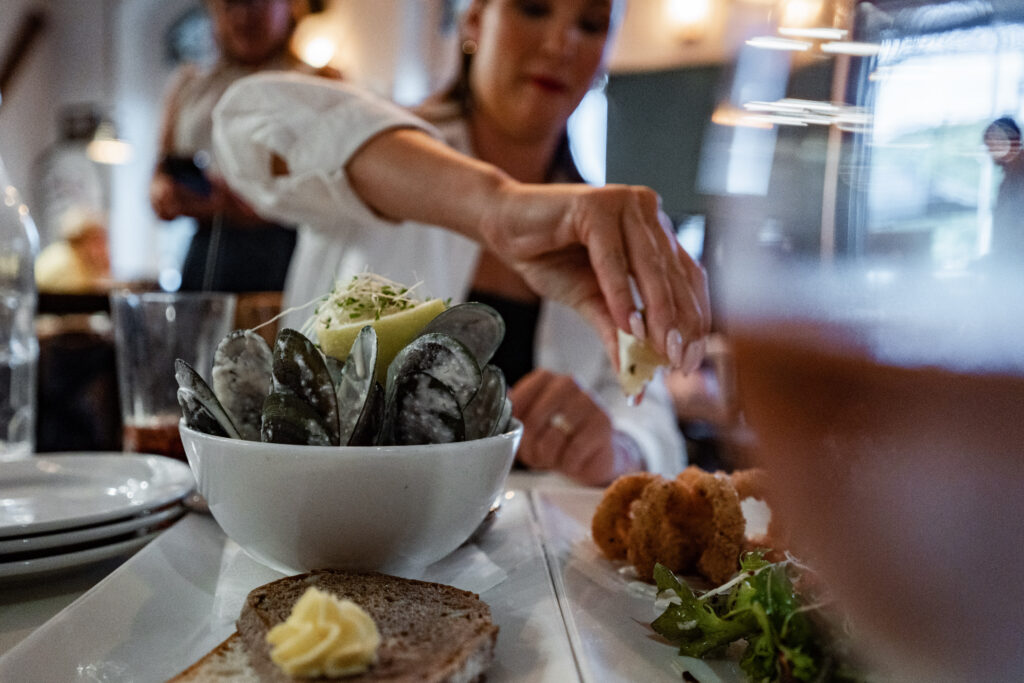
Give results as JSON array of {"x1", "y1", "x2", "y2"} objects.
[{"x1": 0, "y1": 151, "x2": 40, "y2": 461}]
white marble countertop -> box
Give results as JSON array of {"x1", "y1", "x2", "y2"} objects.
[{"x1": 0, "y1": 470, "x2": 744, "y2": 682}]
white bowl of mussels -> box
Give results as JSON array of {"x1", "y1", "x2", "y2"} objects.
[{"x1": 176, "y1": 301, "x2": 522, "y2": 574}]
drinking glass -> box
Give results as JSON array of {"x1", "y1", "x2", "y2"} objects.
[
  {"x1": 110, "y1": 290, "x2": 236, "y2": 461},
  {"x1": 695, "y1": 1, "x2": 1024, "y2": 679},
  {"x1": 717, "y1": 251, "x2": 1024, "y2": 682}
]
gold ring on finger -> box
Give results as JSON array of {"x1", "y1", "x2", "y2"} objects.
[{"x1": 549, "y1": 413, "x2": 574, "y2": 438}]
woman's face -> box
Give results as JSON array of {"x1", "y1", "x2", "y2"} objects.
[
  {"x1": 209, "y1": 0, "x2": 294, "y2": 65},
  {"x1": 464, "y1": 0, "x2": 614, "y2": 142}
]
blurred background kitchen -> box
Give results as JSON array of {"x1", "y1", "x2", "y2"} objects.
[{"x1": 3, "y1": 0, "x2": 1023, "y2": 462}]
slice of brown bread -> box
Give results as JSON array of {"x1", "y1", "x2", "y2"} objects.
[
  {"x1": 171, "y1": 634, "x2": 257, "y2": 682},
  {"x1": 169, "y1": 570, "x2": 498, "y2": 682}
]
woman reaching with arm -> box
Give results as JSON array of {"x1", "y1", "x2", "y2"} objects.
[{"x1": 212, "y1": 0, "x2": 709, "y2": 485}]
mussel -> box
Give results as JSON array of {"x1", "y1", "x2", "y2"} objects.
[
  {"x1": 261, "y1": 390, "x2": 333, "y2": 445},
  {"x1": 177, "y1": 302, "x2": 512, "y2": 446},
  {"x1": 416, "y1": 302, "x2": 505, "y2": 366},
  {"x1": 328, "y1": 325, "x2": 381, "y2": 445},
  {"x1": 463, "y1": 364, "x2": 510, "y2": 440},
  {"x1": 386, "y1": 332, "x2": 482, "y2": 411},
  {"x1": 211, "y1": 329, "x2": 273, "y2": 441},
  {"x1": 267, "y1": 328, "x2": 341, "y2": 445},
  {"x1": 175, "y1": 359, "x2": 241, "y2": 439},
  {"x1": 387, "y1": 371, "x2": 466, "y2": 445}
]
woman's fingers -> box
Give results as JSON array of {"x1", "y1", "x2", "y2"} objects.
[
  {"x1": 511, "y1": 371, "x2": 567, "y2": 470},
  {"x1": 623, "y1": 189, "x2": 701, "y2": 366},
  {"x1": 574, "y1": 190, "x2": 635, "y2": 335},
  {"x1": 573, "y1": 185, "x2": 709, "y2": 367},
  {"x1": 511, "y1": 371, "x2": 614, "y2": 479},
  {"x1": 488, "y1": 181, "x2": 710, "y2": 372},
  {"x1": 509, "y1": 369, "x2": 549, "y2": 414},
  {"x1": 562, "y1": 441, "x2": 615, "y2": 487},
  {"x1": 681, "y1": 250, "x2": 712, "y2": 337}
]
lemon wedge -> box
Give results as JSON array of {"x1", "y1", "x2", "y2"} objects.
[
  {"x1": 314, "y1": 275, "x2": 446, "y2": 380},
  {"x1": 617, "y1": 329, "x2": 670, "y2": 396}
]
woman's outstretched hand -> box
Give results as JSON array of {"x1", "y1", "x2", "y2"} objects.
[
  {"x1": 345, "y1": 128, "x2": 710, "y2": 372},
  {"x1": 478, "y1": 180, "x2": 710, "y2": 373}
]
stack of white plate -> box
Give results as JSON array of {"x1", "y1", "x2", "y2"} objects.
[{"x1": 0, "y1": 453, "x2": 195, "y2": 582}]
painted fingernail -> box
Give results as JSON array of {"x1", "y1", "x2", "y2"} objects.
[
  {"x1": 626, "y1": 387, "x2": 646, "y2": 407},
  {"x1": 666, "y1": 328, "x2": 684, "y2": 367},
  {"x1": 629, "y1": 310, "x2": 647, "y2": 341},
  {"x1": 683, "y1": 338, "x2": 706, "y2": 375}
]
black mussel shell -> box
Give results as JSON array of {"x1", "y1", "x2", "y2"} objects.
[
  {"x1": 271, "y1": 328, "x2": 341, "y2": 445},
  {"x1": 261, "y1": 390, "x2": 333, "y2": 446},
  {"x1": 211, "y1": 329, "x2": 273, "y2": 441},
  {"x1": 463, "y1": 364, "x2": 508, "y2": 440},
  {"x1": 175, "y1": 358, "x2": 241, "y2": 439},
  {"x1": 387, "y1": 372, "x2": 466, "y2": 445},
  {"x1": 349, "y1": 381, "x2": 385, "y2": 446},
  {"x1": 386, "y1": 332, "x2": 482, "y2": 411},
  {"x1": 417, "y1": 302, "x2": 505, "y2": 367},
  {"x1": 330, "y1": 325, "x2": 378, "y2": 445}
]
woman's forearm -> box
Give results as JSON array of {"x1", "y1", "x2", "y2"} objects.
[{"x1": 344, "y1": 128, "x2": 510, "y2": 243}]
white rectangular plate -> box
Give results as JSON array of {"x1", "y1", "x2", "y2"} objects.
[
  {"x1": 0, "y1": 490, "x2": 578, "y2": 682},
  {"x1": 531, "y1": 488, "x2": 746, "y2": 683}
]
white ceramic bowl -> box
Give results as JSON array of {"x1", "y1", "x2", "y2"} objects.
[{"x1": 179, "y1": 419, "x2": 522, "y2": 574}]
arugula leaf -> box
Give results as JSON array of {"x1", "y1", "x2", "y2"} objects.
[
  {"x1": 653, "y1": 563, "x2": 757, "y2": 658},
  {"x1": 650, "y1": 554, "x2": 870, "y2": 683}
]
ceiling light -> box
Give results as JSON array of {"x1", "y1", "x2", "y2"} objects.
[
  {"x1": 299, "y1": 36, "x2": 336, "y2": 69},
  {"x1": 778, "y1": 26, "x2": 848, "y2": 40},
  {"x1": 86, "y1": 120, "x2": 132, "y2": 165},
  {"x1": 746, "y1": 36, "x2": 813, "y2": 51},
  {"x1": 710, "y1": 104, "x2": 774, "y2": 129},
  {"x1": 665, "y1": 0, "x2": 713, "y2": 42},
  {"x1": 780, "y1": 0, "x2": 825, "y2": 27},
  {"x1": 821, "y1": 40, "x2": 882, "y2": 56}
]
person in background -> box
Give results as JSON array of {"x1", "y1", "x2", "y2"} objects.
[
  {"x1": 983, "y1": 115, "x2": 1024, "y2": 266},
  {"x1": 213, "y1": 0, "x2": 710, "y2": 485},
  {"x1": 150, "y1": 0, "x2": 338, "y2": 292},
  {"x1": 35, "y1": 206, "x2": 111, "y2": 294}
]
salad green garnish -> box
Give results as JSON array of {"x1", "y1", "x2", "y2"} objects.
[
  {"x1": 652, "y1": 553, "x2": 872, "y2": 683},
  {"x1": 313, "y1": 273, "x2": 426, "y2": 329}
]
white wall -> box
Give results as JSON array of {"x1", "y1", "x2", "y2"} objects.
[
  {"x1": 111, "y1": 0, "x2": 198, "y2": 283},
  {"x1": 299, "y1": 0, "x2": 458, "y2": 102},
  {"x1": 0, "y1": 0, "x2": 68, "y2": 199},
  {"x1": 609, "y1": 0, "x2": 731, "y2": 73}
]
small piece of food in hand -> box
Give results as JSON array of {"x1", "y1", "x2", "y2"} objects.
[
  {"x1": 314, "y1": 274, "x2": 446, "y2": 380},
  {"x1": 617, "y1": 329, "x2": 670, "y2": 396}
]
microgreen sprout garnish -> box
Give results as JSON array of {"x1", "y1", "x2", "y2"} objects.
[
  {"x1": 652, "y1": 552, "x2": 873, "y2": 683},
  {"x1": 310, "y1": 273, "x2": 429, "y2": 333}
]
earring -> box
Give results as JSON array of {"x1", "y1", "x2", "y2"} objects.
[{"x1": 461, "y1": 39, "x2": 477, "y2": 55}]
